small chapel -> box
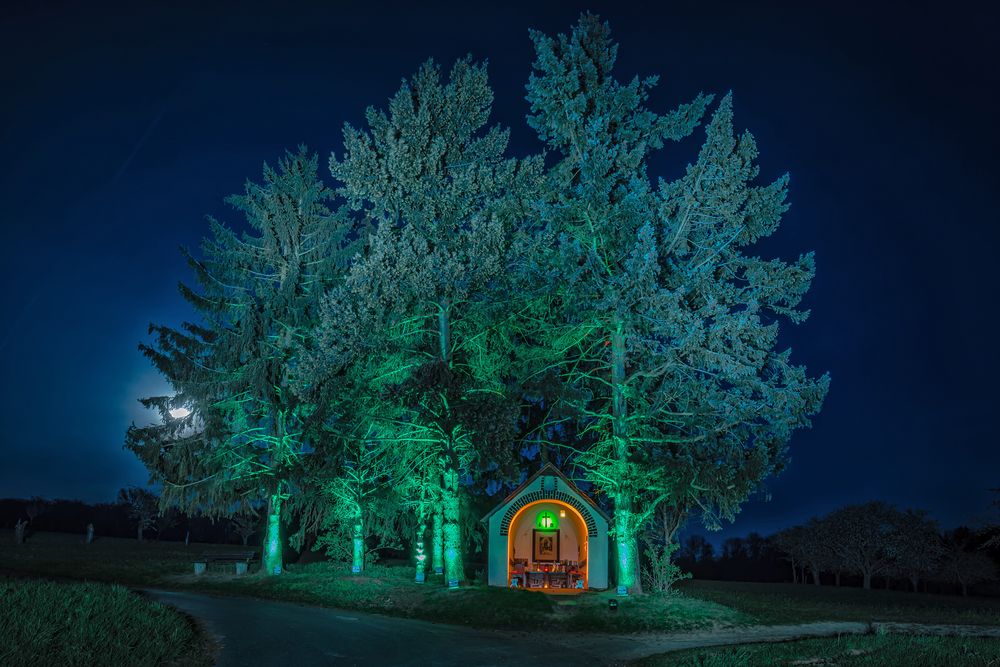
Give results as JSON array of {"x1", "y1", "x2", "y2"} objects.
[{"x1": 482, "y1": 463, "x2": 610, "y2": 590}]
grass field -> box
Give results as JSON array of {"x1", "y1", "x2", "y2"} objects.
[
  {"x1": 0, "y1": 577, "x2": 213, "y2": 667},
  {"x1": 0, "y1": 531, "x2": 742, "y2": 632},
  {"x1": 4, "y1": 530, "x2": 1000, "y2": 636},
  {"x1": 635, "y1": 633, "x2": 1000, "y2": 666},
  {"x1": 677, "y1": 579, "x2": 1000, "y2": 627}
]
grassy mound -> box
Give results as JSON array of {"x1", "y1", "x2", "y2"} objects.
[
  {"x1": 176, "y1": 561, "x2": 745, "y2": 632},
  {"x1": 0, "y1": 578, "x2": 211, "y2": 666},
  {"x1": 636, "y1": 632, "x2": 1000, "y2": 666}
]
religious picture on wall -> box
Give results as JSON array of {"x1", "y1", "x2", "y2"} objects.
[{"x1": 532, "y1": 529, "x2": 560, "y2": 562}]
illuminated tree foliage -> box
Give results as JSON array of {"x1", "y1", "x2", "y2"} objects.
[
  {"x1": 311, "y1": 430, "x2": 407, "y2": 573},
  {"x1": 523, "y1": 14, "x2": 828, "y2": 593},
  {"x1": 127, "y1": 16, "x2": 829, "y2": 592},
  {"x1": 313, "y1": 57, "x2": 541, "y2": 586},
  {"x1": 126, "y1": 148, "x2": 358, "y2": 575}
]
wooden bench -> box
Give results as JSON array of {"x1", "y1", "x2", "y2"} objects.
[{"x1": 193, "y1": 551, "x2": 259, "y2": 576}]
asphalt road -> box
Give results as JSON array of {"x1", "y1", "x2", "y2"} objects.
[
  {"x1": 151, "y1": 588, "x2": 990, "y2": 667},
  {"x1": 144, "y1": 589, "x2": 629, "y2": 667}
]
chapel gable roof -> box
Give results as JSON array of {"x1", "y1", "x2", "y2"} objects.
[{"x1": 481, "y1": 462, "x2": 610, "y2": 522}]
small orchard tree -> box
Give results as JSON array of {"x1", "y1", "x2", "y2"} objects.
[
  {"x1": 937, "y1": 543, "x2": 997, "y2": 596},
  {"x1": 231, "y1": 509, "x2": 260, "y2": 546},
  {"x1": 772, "y1": 525, "x2": 809, "y2": 584},
  {"x1": 640, "y1": 503, "x2": 691, "y2": 593},
  {"x1": 824, "y1": 502, "x2": 905, "y2": 589},
  {"x1": 984, "y1": 487, "x2": 1000, "y2": 549},
  {"x1": 118, "y1": 487, "x2": 158, "y2": 541},
  {"x1": 889, "y1": 509, "x2": 944, "y2": 592},
  {"x1": 24, "y1": 496, "x2": 50, "y2": 525}
]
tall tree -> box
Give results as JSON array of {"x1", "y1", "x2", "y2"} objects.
[
  {"x1": 126, "y1": 148, "x2": 358, "y2": 575},
  {"x1": 524, "y1": 14, "x2": 828, "y2": 594},
  {"x1": 316, "y1": 57, "x2": 541, "y2": 586}
]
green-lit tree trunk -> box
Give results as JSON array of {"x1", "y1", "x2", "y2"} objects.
[
  {"x1": 437, "y1": 301, "x2": 463, "y2": 588},
  {"x1": 414, "y1": 508, "x2": 427, "y2": 583},
  {"x1": 351, "y1": 506, "x2": 364, "y2": 574},
  {"x1": 442, "y1": 464, "x2": 463, "y2": 588},
  {"x1": 432, "y1": 505, "x2": 444, "y2": 574},
  {"x1": 611, "y1": 324, "x2": 640, "y2": 595},
  {"x1": 262, "y1": 490, "x2": 284, "y2": 575}
]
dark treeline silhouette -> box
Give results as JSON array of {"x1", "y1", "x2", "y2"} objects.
[
  {"x1": 677, "y1": 532, "x2": 790, "y2": 583},
  {"x1": 1, "y1": 493, "x2": 264, "y2": 546},
  {"x1": 681, "y1": 500, "x2": 1000, "y2": 597}
]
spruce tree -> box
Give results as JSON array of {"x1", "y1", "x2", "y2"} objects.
[
  {"x1": 126, "y1": 148, "x2": 358, "y2": 575},
  {"x1": 525, "y1": 15, "x2": 827, "y2": 593},
  {"x1": 316, "y1": 57, "x2": 541, "y2": 586}
]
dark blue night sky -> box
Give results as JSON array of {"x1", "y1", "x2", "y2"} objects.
[{"x1": 2, "y1": 1, "x2": 997, "y2": 543}]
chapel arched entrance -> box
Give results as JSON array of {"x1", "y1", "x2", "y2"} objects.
[{"x1": 506, "y1": 499, "x2": 589, "y2": 590}]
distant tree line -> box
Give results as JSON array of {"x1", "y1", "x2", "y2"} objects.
[
  {"x1": 678, "y1": 498, "x2": 1000, "y2": 597},
  {"x1": 0, "y1": 492, "x2": 281, "y2": 548}
]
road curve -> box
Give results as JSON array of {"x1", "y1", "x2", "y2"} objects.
[
  {"x1": 150, "y1": 588, "x2": 1000, "y2": 666},
  {"x1": 144, "y1": 588, "x2": 625, "y2": 666}
]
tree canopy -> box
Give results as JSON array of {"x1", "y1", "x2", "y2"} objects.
[{"x1": 128, "y1": 14, "x2": 828, "y2": 593}]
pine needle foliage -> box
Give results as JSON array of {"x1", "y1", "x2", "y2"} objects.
[
  {"x1": 126, "y1": 147, "x2": 360, "y2": 574},
  {"x1": 311, "y1": 57, "x2": 543, "y2": 585},
  {"x1": 523, "y1": 14, "x2": 829, "y2": 592}
]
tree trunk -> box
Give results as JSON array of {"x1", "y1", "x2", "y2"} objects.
[
  {"x1": 961, "y1": 582, "x2": 968, "y2": 597},
  {"x1": 432, "y1": 505, "x2": 444, "y2": 575},
  {"x1": 863, "y1": 571, "x2": 871, "y2": 589},
  {"x1": 614, "y1": 504, "x2": 640, "y2": 594},
  {"x1": 437, "y1": 303, "x2": 463, "y2": 588},
  {"x1": 185, "y1": 530, "x2": 190, "y2": 546},
  {"x1": 442, "y1": 465, "x2": 463, "y2": 587},
  {"x1": 610, "y1": 325, "x2": 640, "y2": 595},
  {"x1": 414, "y1": 485, "x2": 428, "y2": 583},
  {"x1": 137, "y1": 524, "x2": 143, "y2": 542},
  {"x1": 262, "y1": 490, "x2": 284, "y2": 575},
  {"x1": 910, "y1": 576, "x2": 919, "y2": 592},
  {"x1": 351, "y1": 510, "x2": 364, "y2": 574},
  {"x1": 835, "y1": 571, "x2": 841, "y2": 587},
  {"x1": 414, "y1": 518, "x2": 427, "y2": 583},
  {"x1": 242, "y1": 534, "x2": 249, "y2": 547},
  {"x1": 811, "y1": 566, "x2": 821, "y2": 586},
  {"x1": 791, "y1": 562, "x2": 797, "y2": 584}
]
